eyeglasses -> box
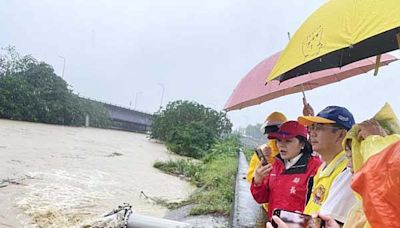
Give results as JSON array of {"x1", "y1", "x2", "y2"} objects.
[{"x1": 308, "y1": 124, "x2": 342, "y2": 132}]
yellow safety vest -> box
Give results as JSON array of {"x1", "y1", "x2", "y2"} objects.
[{"x1": 304, "y1": 150, "x2": 348, "y2": 215}]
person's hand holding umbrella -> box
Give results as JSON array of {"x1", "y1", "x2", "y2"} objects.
[{"x1": 302, "y1": 97, "x2": 314, "y2": 116}]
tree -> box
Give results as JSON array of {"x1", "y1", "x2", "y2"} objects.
[
  {"x1": 151, "y1": 100, "x2": 232, "y2": 158},
  {"x1": 0, "y1": 46, "x2": 36, "y2": 76},
  {"x1": 0, "y1": 46, "x2": 110, "y2": 127}
]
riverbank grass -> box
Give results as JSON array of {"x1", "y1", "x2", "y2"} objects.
[{"x1": 153, "y1": 136, "x2": 239, "y2": 216}]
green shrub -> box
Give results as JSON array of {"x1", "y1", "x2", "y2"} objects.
[
  {"x1": 151, "y1": 100, "x2": 232, "y2": 158},
  {"x1": 201, "y1": 135, "x2": 240, "y2": 163},
  {"x1": 189, "y1": 153, "x2": 237, "y2": 215},
  {"x1": 153, "y1": 159, "x2": 203, "y2": 183},
  {"x1": 154, "y1": 136, "x2": 240, "y2": 216}
]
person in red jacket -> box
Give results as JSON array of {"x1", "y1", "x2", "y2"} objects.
[{"x1": 250, "y1": 121, "x2": 323, "y2": 219}]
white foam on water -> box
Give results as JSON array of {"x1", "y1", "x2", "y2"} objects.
[
  {"x1": 16, "y1": 169, "x2": 118, "y2": 228},
  {"x1": 0, "y1": 119, "x2": 195, "y2": 227}
]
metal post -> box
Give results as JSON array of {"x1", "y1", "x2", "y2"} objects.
[
  {"x1": 157, "y1": 83, "x2": 165, "y2": 110},
  {"x1": 58, "y1": 56, "x2": 66, "y2": 78},
  {"x1": 134, "y1": 92, "x2": 142, "y2": 110},
  {"x1": 85, "y1": 114, "x2": 90, "y2": 127}
]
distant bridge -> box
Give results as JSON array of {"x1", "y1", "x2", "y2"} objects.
[
  {"x1": 83, "y1": 97, "x2": 154, "y2": 133},
  {"x1": 104, "y1": 104, "x2": 153, "y2": 133}
]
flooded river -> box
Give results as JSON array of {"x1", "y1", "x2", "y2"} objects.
[{"x1": 0, "y1": 119, "x2": 195, "y2": 227}]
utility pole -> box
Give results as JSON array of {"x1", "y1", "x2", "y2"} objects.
[
  {"x1": 58, "y1": 56, "x2": 66, "y2": 78},
  {"x1": 157, "y1": 83, "x2": 165, "y2": 110},
  {"x1": 134, "y1": 92, "x2": 142, "y2": 110}
]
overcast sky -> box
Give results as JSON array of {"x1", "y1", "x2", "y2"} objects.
[{"x1": 1, "y1": 0, "x2": 399, "y2": 129}]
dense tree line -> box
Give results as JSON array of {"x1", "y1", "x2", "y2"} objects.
[
  {"x1": 151, "y1": 100, "x2": 233, "y2": 158},
  {"x1": 0, "y1": 46, "x2": 110, "y2": 127}
]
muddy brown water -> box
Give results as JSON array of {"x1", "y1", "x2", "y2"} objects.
[{"x1": 0, "y1": 119, "x2": 195, "y2": 227}]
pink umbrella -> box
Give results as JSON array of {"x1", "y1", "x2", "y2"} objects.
[{"x1": 224, "y1": 52, "x2": 397, "y2": 111}]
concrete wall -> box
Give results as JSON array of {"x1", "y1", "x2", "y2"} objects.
[{"x1": 231, "y1": 150, "x2": 260, "y2": 227}]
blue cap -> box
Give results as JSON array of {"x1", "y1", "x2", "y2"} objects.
[{"x1": 298, "y1": 106, "x2": 355, "y2": 131}]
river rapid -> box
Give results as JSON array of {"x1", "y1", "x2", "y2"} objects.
[{"x1": 0, "y1": 119, "x2": 195, "y2": 227}]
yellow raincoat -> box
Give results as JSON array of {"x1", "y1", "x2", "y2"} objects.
[{"x1": 343, "y1": 103, "x2": 400, "y2": 227}]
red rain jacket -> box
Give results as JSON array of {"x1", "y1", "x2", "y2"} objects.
[{"x1": 251, "y1": 152, "x2": 322, "y2": 219}]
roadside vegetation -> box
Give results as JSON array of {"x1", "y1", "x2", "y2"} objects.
[
  {"x1": 151, "y1": 99, "x2": 241, "y2": 215},
  {"x1": 151, "y1": 100, "x2": 266, "y2": 216},
  {"x1": 153, "y1": 136, "x2": 240, "y2": 216},
  {"x1": 0, "y1": 46, "x2": 110, "y2": 127},
  {"x1": 151, "y1": 100, "x2": 232, "y2": 158},
  {"x1": 242, "y1": 147, "x2": 256, "y2": 162}
]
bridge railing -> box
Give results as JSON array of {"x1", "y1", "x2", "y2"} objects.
[{"x1": 80, "y1": 96, "x2": 153, "y2": 133}]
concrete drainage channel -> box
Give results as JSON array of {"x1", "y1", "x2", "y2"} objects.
[{"x1": 230, "y1": 150, "x2": 260, "y2": 228}]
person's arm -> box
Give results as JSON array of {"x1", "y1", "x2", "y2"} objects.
[
  {"x1": 302, "y1": 97, "x2": 314, "y2": 116},
  {"x1": 250, "y1": 163, "x2": 272, "y2": 203},
  {"x1": 357, "y1": 119, "x2": 387, "y2": 141}
]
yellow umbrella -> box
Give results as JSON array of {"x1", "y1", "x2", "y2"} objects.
[{"x1": 267, "y1": 0, "x2": 400, "y2": 82}]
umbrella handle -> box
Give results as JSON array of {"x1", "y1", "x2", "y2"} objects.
[
  {"x1": 373, "y1": 55, "x2": 381, "y2": 76},
  {"x1": 302, "y1": 95, "x2": 307, "y2": 106},
  {"x1": 301, "y1": 84, "x2": 315, "y2": 116},
  {"x1": 301, "y1": 84, "x2": 307, "y2": 104}
]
